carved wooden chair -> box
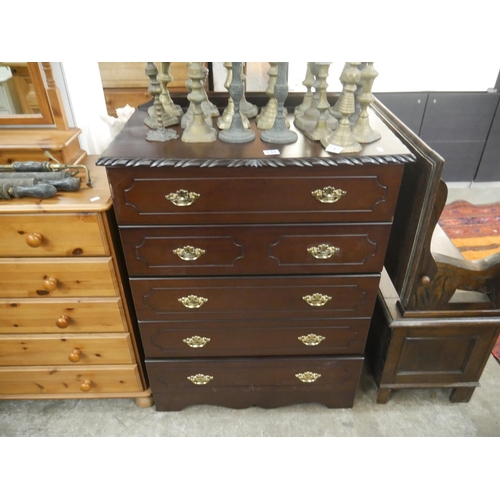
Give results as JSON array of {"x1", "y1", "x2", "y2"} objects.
[{"x1": 366, "y1": 100, "x2": 500, "y2": 403}]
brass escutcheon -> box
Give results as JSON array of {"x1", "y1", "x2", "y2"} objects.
[
  {"x1": 307, "y1": 244, "x2": 340, "y2": 259},
  {"x1": 302, "y1": 293, "x2": 332, "y2": 307},
  {"x1": 298, "y1": 334, "x2": 326, "y2": 346},
  {"x1": 166, "y1": 189, "x2": 200, "y2": 206},
  {"x1": 173, "y1": 245, "x2": 206, "y2": 261},
  {"x1": 295, "y1": 372, "x2": 322, "y2": 383},
  {"x1": 187, "y1": 374, "x2": 213, "y2": 385},
  {"x1": 311, "y1": 186, "x2": 346, "y2": 203},
  {"x1": 183, "y1": 336, "x2": 211, "y2": 348},
  {"x1": 178, "y1": 295, "x2": 208, "y2": 308}
]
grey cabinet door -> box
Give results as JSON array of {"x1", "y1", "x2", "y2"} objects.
[
  {"x1": 375, "y1": 92, "x2": 427, "y2": 135},
  {"x1": 420, "y1": 92, "x2": 498, "y2": 142},
  {"x1": 474, "y1": 98, "x2": 500, "y2": 182},
  {"x1": 419, "y1": 92, "x2": 499, "y2": 182}
]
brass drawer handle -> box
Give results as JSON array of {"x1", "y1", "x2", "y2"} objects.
[
  {"x1": 311, "y1": 186, "x2": 346, "y2": 203},
  {"x1": 303, "y1": 293, "x2": 332, "y2": 307},
  {"x1": 178, "y1": 295, "x2": 208, "y2": 308},
  {"x1": 68, "y1": 348, "x2": 81, "y2": 362},
  {"x1": 166, "y1": 189, "x2": 200, "y2": 206},
  {"x1": 295, "y1": 372, "x2": 322, "y2": 383},
  {"x1": 79, "y1": 379, "x2": 92, "y2": 392},
  {"x1": 56, "y1": 314, "x2": 70, "y2": 328},
  {"x1": 307, "y1": 244, "x2": 340, "y2": 259},
  {"x1": 43, "y1": 277, "x2": 58, "y2": 292},
  {"x1": 298, "y1": 334, "x2": 326, "y2": 346},
  {"x1": 187, "y1": 374, "x2": 213, "y2": 385},
  {"x1": 183, "y1": 336, "x2": 211, "y2": 348},
  {"x1": 26, "y1": 232, "x2": 43, "y2": 248},
  {"x1": 173, "y1": 245, "x2": 206, "y2": 261}
]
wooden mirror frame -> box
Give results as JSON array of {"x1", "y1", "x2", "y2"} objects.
[{"x1": 0, "y1": 62, "x2": 56, "y2": 126}]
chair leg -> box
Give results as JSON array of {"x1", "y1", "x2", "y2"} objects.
[
  {"x1": 376, "y1": 388, "x2": 391, "y2": 404},
  {"x1": 449, "y1": 387, "x2": 475, "y2": 403}
]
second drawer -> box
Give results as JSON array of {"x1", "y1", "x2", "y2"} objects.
[{"x1": 120, "y1": 223, "x2": 392, "y2": 276}]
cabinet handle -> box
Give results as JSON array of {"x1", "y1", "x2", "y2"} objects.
[
  {"x1": 298, "y1": 334, "x2": 326, "y2": 346},
  {"x1": 68, "y1": 348, "x2": 81, "y2": 362},
  {"x1": 302, "y1": 293, "x2": 332, "y2": 307},
  {"x1": 79, "y1": 379, "x2": 92, "y2": 392},
  {"x1": 178, "y1": 295, "x2": 208, "y2": 309},
  {"x1": 307, "y1": 244, "x2": 339, "y2": 259},
  {"x1": 26, "y1": 232, "x2": 43, "y2": 247},
  {"x1": 311, "y1": 186, "x2": 346, "y2": 203},
  {"x1": 295, "y1": 372, "x2": 322, "y2": 383},
  {"x1": 173, "y1": 245, "x2": 206, "y2": 261},
  {"x1": 43, "y1": 277, "x2": 58, "y2": 292},
  {"x1": 187, "y1": 374, "x2": 213, "y2": 385},
  {"x1": 166, "y1": 189, "x2": 200, "y2": 206},
  {"x1": 183, "y1": 336, "x2": 211, "y2": 348},
  {"x1": 56, "y1": 314, "x2": 70, "y2": 328}
]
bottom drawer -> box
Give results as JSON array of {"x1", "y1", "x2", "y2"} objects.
[
  {"x1": 0, "y1": 365, "x2": 143, "y2": 395},
  {"x1": 147, "y1": 356, "x2": 363, "y2": 411}
]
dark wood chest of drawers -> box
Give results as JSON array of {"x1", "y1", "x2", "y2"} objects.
[{"x1": 99, "y1": 104, "x2": 414, "y2": 411}]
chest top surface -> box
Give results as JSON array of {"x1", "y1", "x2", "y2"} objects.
[{"x1": 98, "y1": 108, "x2": 415, "y2": 169}]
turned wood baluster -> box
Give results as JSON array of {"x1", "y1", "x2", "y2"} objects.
[{"x1": 41, "y1": 62, "x2": 69, "y2": 130}]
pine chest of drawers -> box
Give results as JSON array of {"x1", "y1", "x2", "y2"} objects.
[
  {"x1": 99, "y1": 106, "x2": 414, "y2": 411},
  {"x1": 0, "y1": 156, "x2": 152, "y2": 406}
]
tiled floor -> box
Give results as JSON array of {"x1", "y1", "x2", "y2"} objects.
[{"x1": 1, "y1": 183, "x2": 499, "y2": 438}]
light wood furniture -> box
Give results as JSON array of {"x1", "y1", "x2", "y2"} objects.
[
  {"x1": 365, "y1": 100, "x2": 500, "y2": 403},
  {"x1": 0, "y1": 156, "x2": 152, "y2": 407},
  {"x1": 98, "y1": 63, "x2": 194, "y2": 117},
  {"x1": 0, "y1": 62, "x2": 85, "y2": 165},
  {"x1": 98, "y1": 94, "x2": 415, "y2": 411}
]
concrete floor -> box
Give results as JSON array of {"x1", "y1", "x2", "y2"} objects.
[
  {"x1": 1, "y1": 182, "x2": 499, "y2": 438},
  {"x1": 1, "y1": 356, "x2": 499, "y2": 437}
]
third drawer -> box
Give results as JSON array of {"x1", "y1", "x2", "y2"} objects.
[
  {"x1": 138, "y1": 317, "x2": 371, "y2": 358},
  {"x1": 130, "y1": 275, "x2": 380, "y2": 321}
]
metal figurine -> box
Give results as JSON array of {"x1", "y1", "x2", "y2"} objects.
[
  {"x1": 217, "y1": 63, "x2": 250, "y2": 130},
  {"x1": 295, "y1": 62, "x2": 337, "y2": 132},
  {"x1": 145, "y1": 63, "x2": 179, "y2": 142},
  {"x1": 145, "y1": 63, "x2": 181, "y2": 129},
  {"x1": 352, "y1": 62, "x2": 381, "y2": 143},
  {"x1": 182, "y1": 63, "x2": 217, "y2": 143},
  {"x1": 260, "y1": 62, "x2": 298, "y2": 145},
  {"x1": 257, "y1": 62, "x2": 289, "y2": 130},
  {"x1": 294, "y1": 62, "x2": 316, "y2": 116},
  {"x1": 321, "y1": 62, "x2": 362, "y2": 153},
  {"x1": 239, "y1": 63, "x2": 259, "y2": 118},
  {"x1": 304, "y1": 62, "x2": 338, "y2": 141},
  {"x1": 219, "y1": 62, "x2": 255, "y2": 144}
]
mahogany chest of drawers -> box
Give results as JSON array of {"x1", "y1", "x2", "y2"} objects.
[
  {"x1": 0, "y1": 157, "x2": 152, "y2": 406},
  {"x1": 99, "y1": 105, "x2": 414, "y2": 411}
]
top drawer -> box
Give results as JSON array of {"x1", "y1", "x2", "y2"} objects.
[
  {"x1": 0, "y1": 214, "x2": 109, "y2": 257},
  {"x1": 107, "y1": 165, "x2": 404, "y2": 225}
]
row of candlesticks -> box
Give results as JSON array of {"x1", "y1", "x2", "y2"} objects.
[{"x1": 144, "y1": 62, "x2": 380, "y2": 154}]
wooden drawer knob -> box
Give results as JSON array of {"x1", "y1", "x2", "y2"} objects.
[
  {"x1": 56, "y1": 314, "x2": 70, "y2": 328},
  {"x1": 68, "y1": 348, "x2": 81, "y2": 362},
  {"x1": 79, "y1": 379, "x2": 92, "y2": 392},
  {"x1": 43, "y1": 277, "x2": 58, "y2": 292},
  {"x1": 26, "y1": 232, "x2": 43, "y2": 247}
]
